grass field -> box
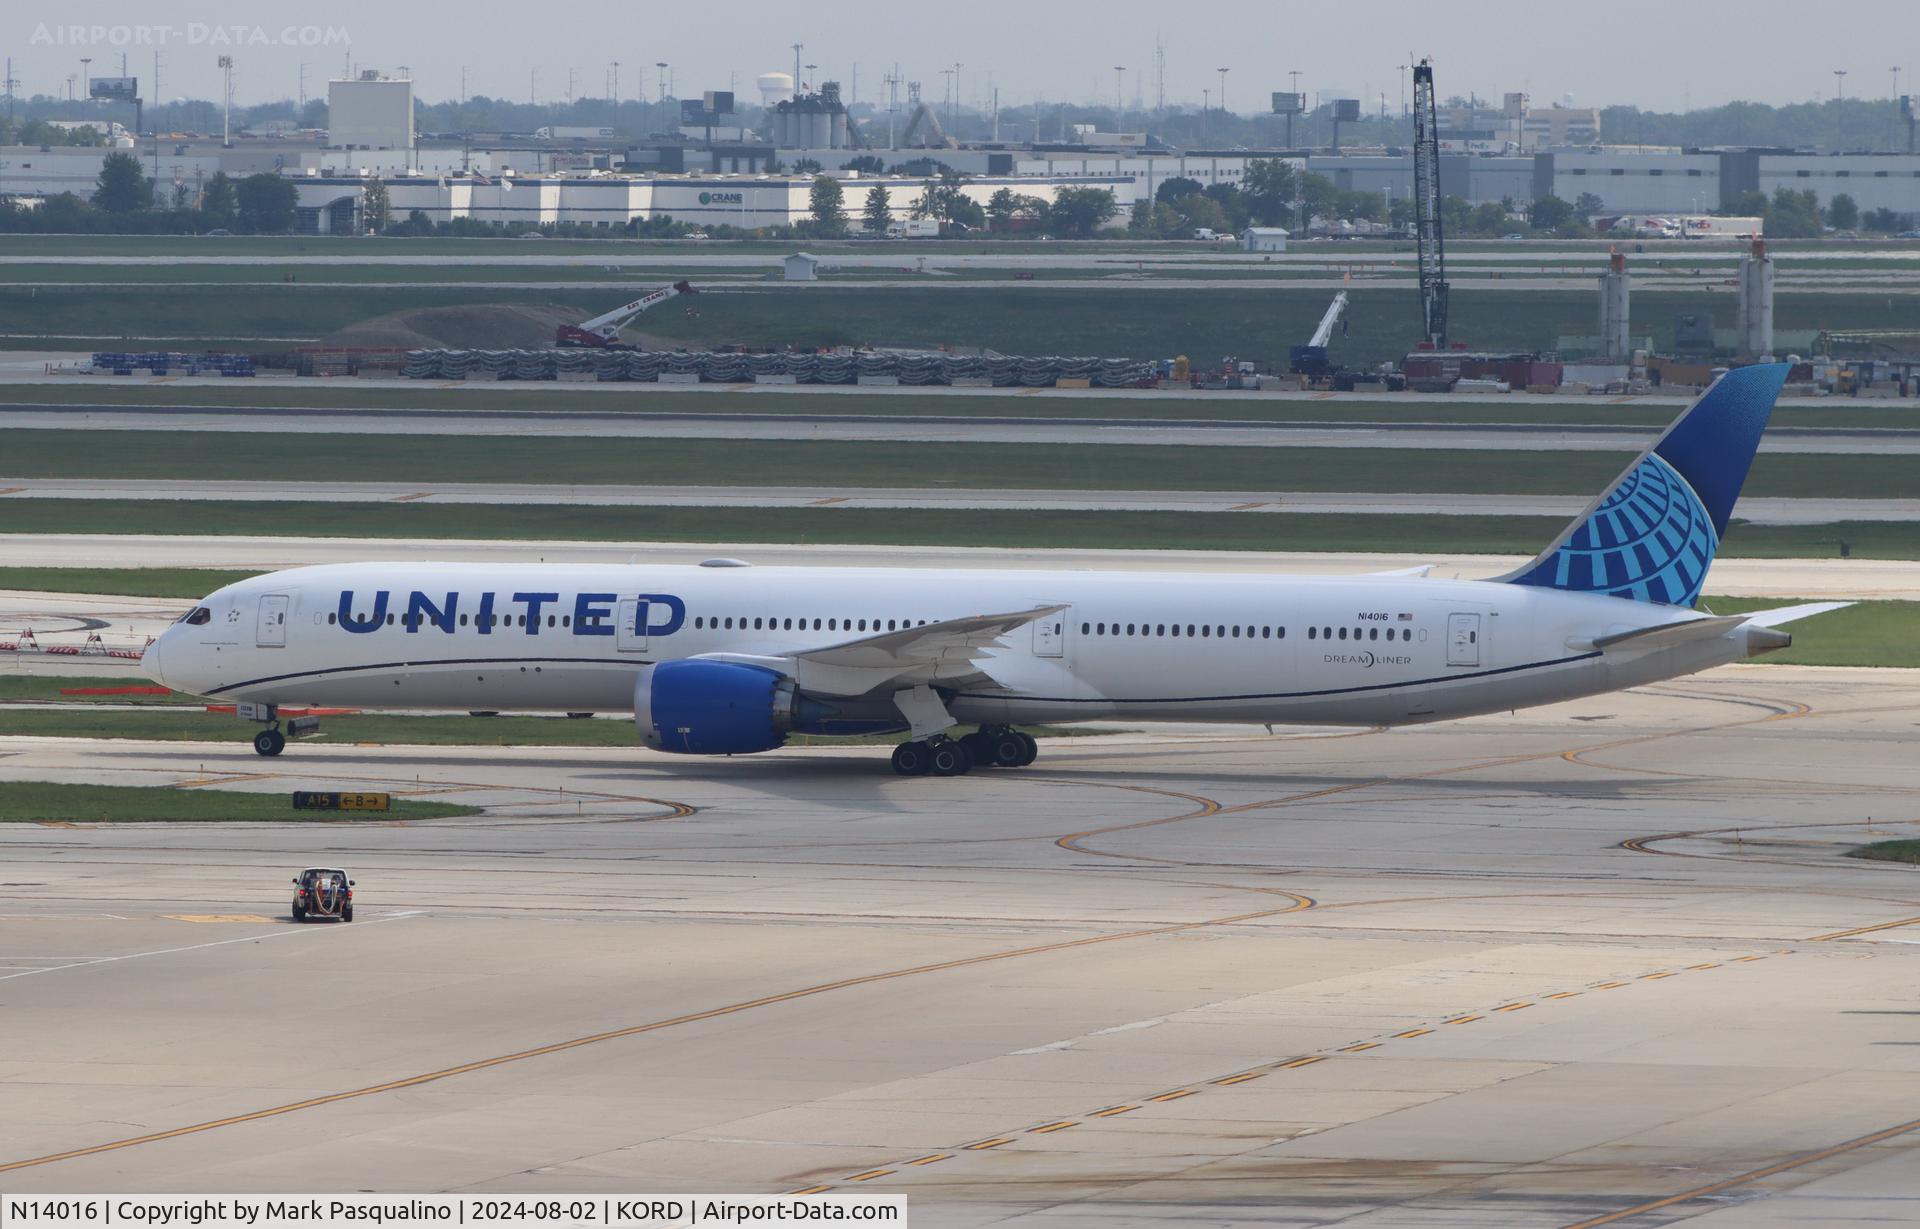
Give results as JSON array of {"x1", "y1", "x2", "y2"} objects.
[
  {"x1": 1846, "y1": 839, "x2": 1920, "y2": 865},
  {"x1": 0, "y1": 567, "x2": 256, "y2": 597},
  {"x1": 1698, "y1": 597, "x2": 1920, "y2": 666},
  {"x1": 4, "y1": 429, "x2": 1914, "y2": 499},
  {"x1": 0, "y1": 780, "x2": 478, "y2": 822},
  {"x1": 0, "y1": 674, "x2": 198, "y2": 704},
  {"x1": 0, "y1": 707, "x2": 1089, "y2": 749},
  {"x1": 6, "y1": 284, "x2": 1917, "y2": 369},
  {"x1": 0, "y1": 500, "x2": 1901, "y2": 557}
]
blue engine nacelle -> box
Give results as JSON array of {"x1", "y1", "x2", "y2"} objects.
[{"x1": 633, "y1": 659, "x2": 797, "y2": 755}]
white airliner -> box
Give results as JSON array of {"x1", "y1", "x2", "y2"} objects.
[{"x1": 145, "y1": 364, "x2": 1839, "y2": 776}]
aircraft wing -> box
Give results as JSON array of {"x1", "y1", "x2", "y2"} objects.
[{"x1": 692, "y1": 604, "x2": 1066, "y2": 697}]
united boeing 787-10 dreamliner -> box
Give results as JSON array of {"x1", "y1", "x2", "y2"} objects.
[{"x1": 144, "y1": 364, "x2": 1839, "y2": 776}]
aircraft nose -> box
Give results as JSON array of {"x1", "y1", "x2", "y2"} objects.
[{"x1": 142, "y1": 634, "x2": 168, "y2": 690}]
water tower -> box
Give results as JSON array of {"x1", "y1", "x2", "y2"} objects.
[{"x1": 757, "y1": 71, "x2": 795, "y2": 108}]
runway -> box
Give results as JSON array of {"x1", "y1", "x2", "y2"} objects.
[
  {"x1": 3, "y1": 404, "x2": 1911, "y2": 453},
  {"x1": 1, "y1": 666, "x2": 1917, "y2": 1225},
  {"x1": 0, "y1": 477, "x2": 1907, "y2": 526}
]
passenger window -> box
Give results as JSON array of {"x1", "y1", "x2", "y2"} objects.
[
  {"x1": 1097, "y1": 622, "x2": 1106, "y2": 635},
  {"x1": 1201, "y1": 625, "x2": 1210, "y2": 638},
  {"x1": 1338, "y1": 628, "x2": 1347, "y2": 640},
  {"x1": 1082, "y1": 622, "x2": 1091, "y2": 634},
  {"x1": 1279, "y1": 627, "x2": 1286, "y2": 639},
  {"x1": 1156, "y1": 624, "x2": 1165, "y2": 636},
  {"x1": 754, "y1": 618, "x2": 764, "y2": 630},
  {"x1": 387, "y1": 614, "x2": 395, "y2": 625},
  {"x1": 562, "y1": 616, "x2": 572, "y2": 628},
  {"x1": 1369, "y1": 628, "x2": 1378, "y2": 640},
  {"x1": 325, "y1": 612, "x2": 336, "y2": 626}
]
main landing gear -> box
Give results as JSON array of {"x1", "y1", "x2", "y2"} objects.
[{"x1": 891, "y1": 727, "x2": 1037, "y2": 777}]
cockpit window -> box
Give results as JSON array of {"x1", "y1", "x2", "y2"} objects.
[{"x1": 176, "y1": 607, "x2": 211, "y2": 626}]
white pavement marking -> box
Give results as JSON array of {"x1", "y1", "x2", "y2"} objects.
[{"x1": 0, "y1": 911, "x2": 423, "y2": 981}]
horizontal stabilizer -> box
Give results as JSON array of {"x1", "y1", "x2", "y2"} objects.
[
  {"x1": 1739, "y1": 600, "x2": 1852, "y2": 627},
  {"x1": 1591, "y1": 615, "x2": 1748, "y2": 653}
]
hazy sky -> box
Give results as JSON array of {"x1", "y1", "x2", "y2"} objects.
[{"x1": 12, "y1": 1, "x2": 1911, "y2": 113}]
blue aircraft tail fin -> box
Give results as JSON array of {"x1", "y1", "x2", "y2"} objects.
[{"x1": 1499, "y1": 363, "x2": 1787, "y2": 607}]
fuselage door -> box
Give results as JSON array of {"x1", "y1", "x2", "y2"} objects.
[
  {"x1": 616, "y1": 598, "x2": 649, "y2": 652},
  {"x1": 1446, "y1": 612, "x2": 1481, "y2": 667},
  {"x1": 1033, "y1": 606, "x2": 1068, "y2": 658},
  {"x1": 255, "y1": 594, "x2": 290, "y2": 648}
]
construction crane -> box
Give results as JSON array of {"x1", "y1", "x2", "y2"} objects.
[
  {"x1": 1410, "y1": 58, "x2": 1449, "y2": 349},
  {"x1": 1289, "y1": 290, "x2": 1349, "y2": 377},
  {"x1": 555, "y1": 281, "x2": 696, "y2": 348}
]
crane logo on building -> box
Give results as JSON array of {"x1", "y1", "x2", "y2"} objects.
[{"x1": 697, "y1": 191, "x2": 744, "y2": 205}]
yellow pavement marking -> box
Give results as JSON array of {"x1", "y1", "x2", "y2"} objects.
[
  {"x1": 1226, "y1": 501, "x2": 1269, "y2": 511},
  {"x1": 965, "y1": 1138, "x2": 1012, "y2": 1150},
  {"x1": 1280, "y1": 1056, "x2": 1325, "y2": 1068},
  {"x1": 1640, "y1": 971, "x2": 1675, "y2": 980},
  {"x1": 1212, "y1": 1072, "x2": 1263, "y2": 1085},
  {"x1": 1445, "y1": 1014, "x2": 1482, "y2": 1024},
  {"x1": 1028, "y1": 1121, "x2": 1077, "y2": 1134},
  {"x1": 1686, "y1": 963, "x2": 1720, "y2": 970},
  {"x1": 905, "y1": 1154, "x2": 949, "y2": 1166},
  {"x1": 811, "y1": 496, "x2": 849, "y2": 506},
  {"x1": 172, "y1": 772, "x2": 276, "y2": 788},
  {"x1": 0, "y1": 487, "x2": 25, "y2": 496},
  {"x1": 1544, "y1": 992, "x2": 1580, "y2": 1000},
  {"x1": 1090, "y1": 1105, "x2": 1137, "y2": 1117},
  {"x1": 1732, "y1": 955, "x2": 1766, "y2": 962},
  {"x1": 1394, "y1": 1028, "x2": 1434, "y2": 1038},
  {"x1": 1339, "y1": 1042, "x2": 1381, "y2": 1052},
  {"x1": 33, "y1": 821, "x2": 80, "y2": 829},
  {"x1": 390, "y1": 492, "x2": 434, "y2": 503},
  {"x1": 1811, "y1": 916, "x2": 1920, "y2": 942},
  {"x1": 845, "y1": 1169, "x2": 892, "y2": 1182},
  {"x1": 791, "y1": 1186, "x2": 831, "y2": 1195},
  {"x1": 162, "y1": 915, "x2": 271, "y2": 923},
  {"x1": 1147, "y1": 1090, "x2": 1196, "y2": 1102},
  {"x1": 1595, "y1": 981, "x2": 1628, "y2": 988},
  {"x1": 1562, "y1": 1114, "x2": 1920, "y2": 1229},
  {"x1": 1494, "y1": 1002, "x2": 1532, "y2": 1012}
]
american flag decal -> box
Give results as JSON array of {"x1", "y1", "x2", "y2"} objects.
[{"x1": 1397, "y1": 612, "x2": 1413, "y2": 621}]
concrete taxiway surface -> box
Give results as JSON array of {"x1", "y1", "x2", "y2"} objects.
[
  {"x1": 2, "y1": 477, "x2": 1912, "y2": 526},
  {"x1": 3, "y1": 404, "x2": 1910, "y2": 453},
  {"x1": 1, "y1": 666, "x2": 1917, "y2": 1226}
]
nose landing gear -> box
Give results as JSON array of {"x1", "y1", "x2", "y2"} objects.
[{"x1": 237, "y1": 702, "x2": 319, "y2": 756}]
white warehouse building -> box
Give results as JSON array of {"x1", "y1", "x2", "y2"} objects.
[{"x1": 289, "y1": 171, "x2": 1139, "y2": 234}]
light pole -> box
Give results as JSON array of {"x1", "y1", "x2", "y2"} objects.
[
  {"x1": 1833, "y1": 68, "x2": 1847, "y2": 150},
  {"x1": 656, "y1": 62, "x2": 668, "y2": 103},
  {"x1": 1201, "y1": 88, "x2": 1210, "y2": 141},
  {"x1": 611, "y1": 61, "x2": 620, "y2": 108},
  {"x1": 1290, "y1": 69, "x2": 1303, "y2": 146},
  {"x1": 217, "y1": 55, "x2": 233, "y2": 147},
  {"x1": 1216, "y1": 66, "x2": 1229, "y2": 117},
  {"x1": 1114, "y1": 66, "x2": 1125, "y2": 127},
  {"x1": 80, "y1": 57, "x2": 91, "y2": 98}
]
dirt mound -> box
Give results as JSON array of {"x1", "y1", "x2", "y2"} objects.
[{"x1": 322, "y1": 303, "x2": 582, "y2": 350}]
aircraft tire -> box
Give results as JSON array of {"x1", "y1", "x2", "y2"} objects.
[
  {"x1": 253, "y1": 729, "x2": 286, "y2": 757},
  {"x1": 1015, "y1": 733, "x2": 1039, "y2": 766},
  {"x1": 986, "y1": 730, "x2": 1029, "y2": 768},
  {"x1": 928, "y1": 739, "x2": 973, "y2": 777},
  {"x1": 891, "y1": 741, "x2": 932, "y2": 776}
]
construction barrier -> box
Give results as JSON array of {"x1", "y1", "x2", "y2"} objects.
[{"x1": 89, "y1": 351, "x2": 255, "y2": 377}]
